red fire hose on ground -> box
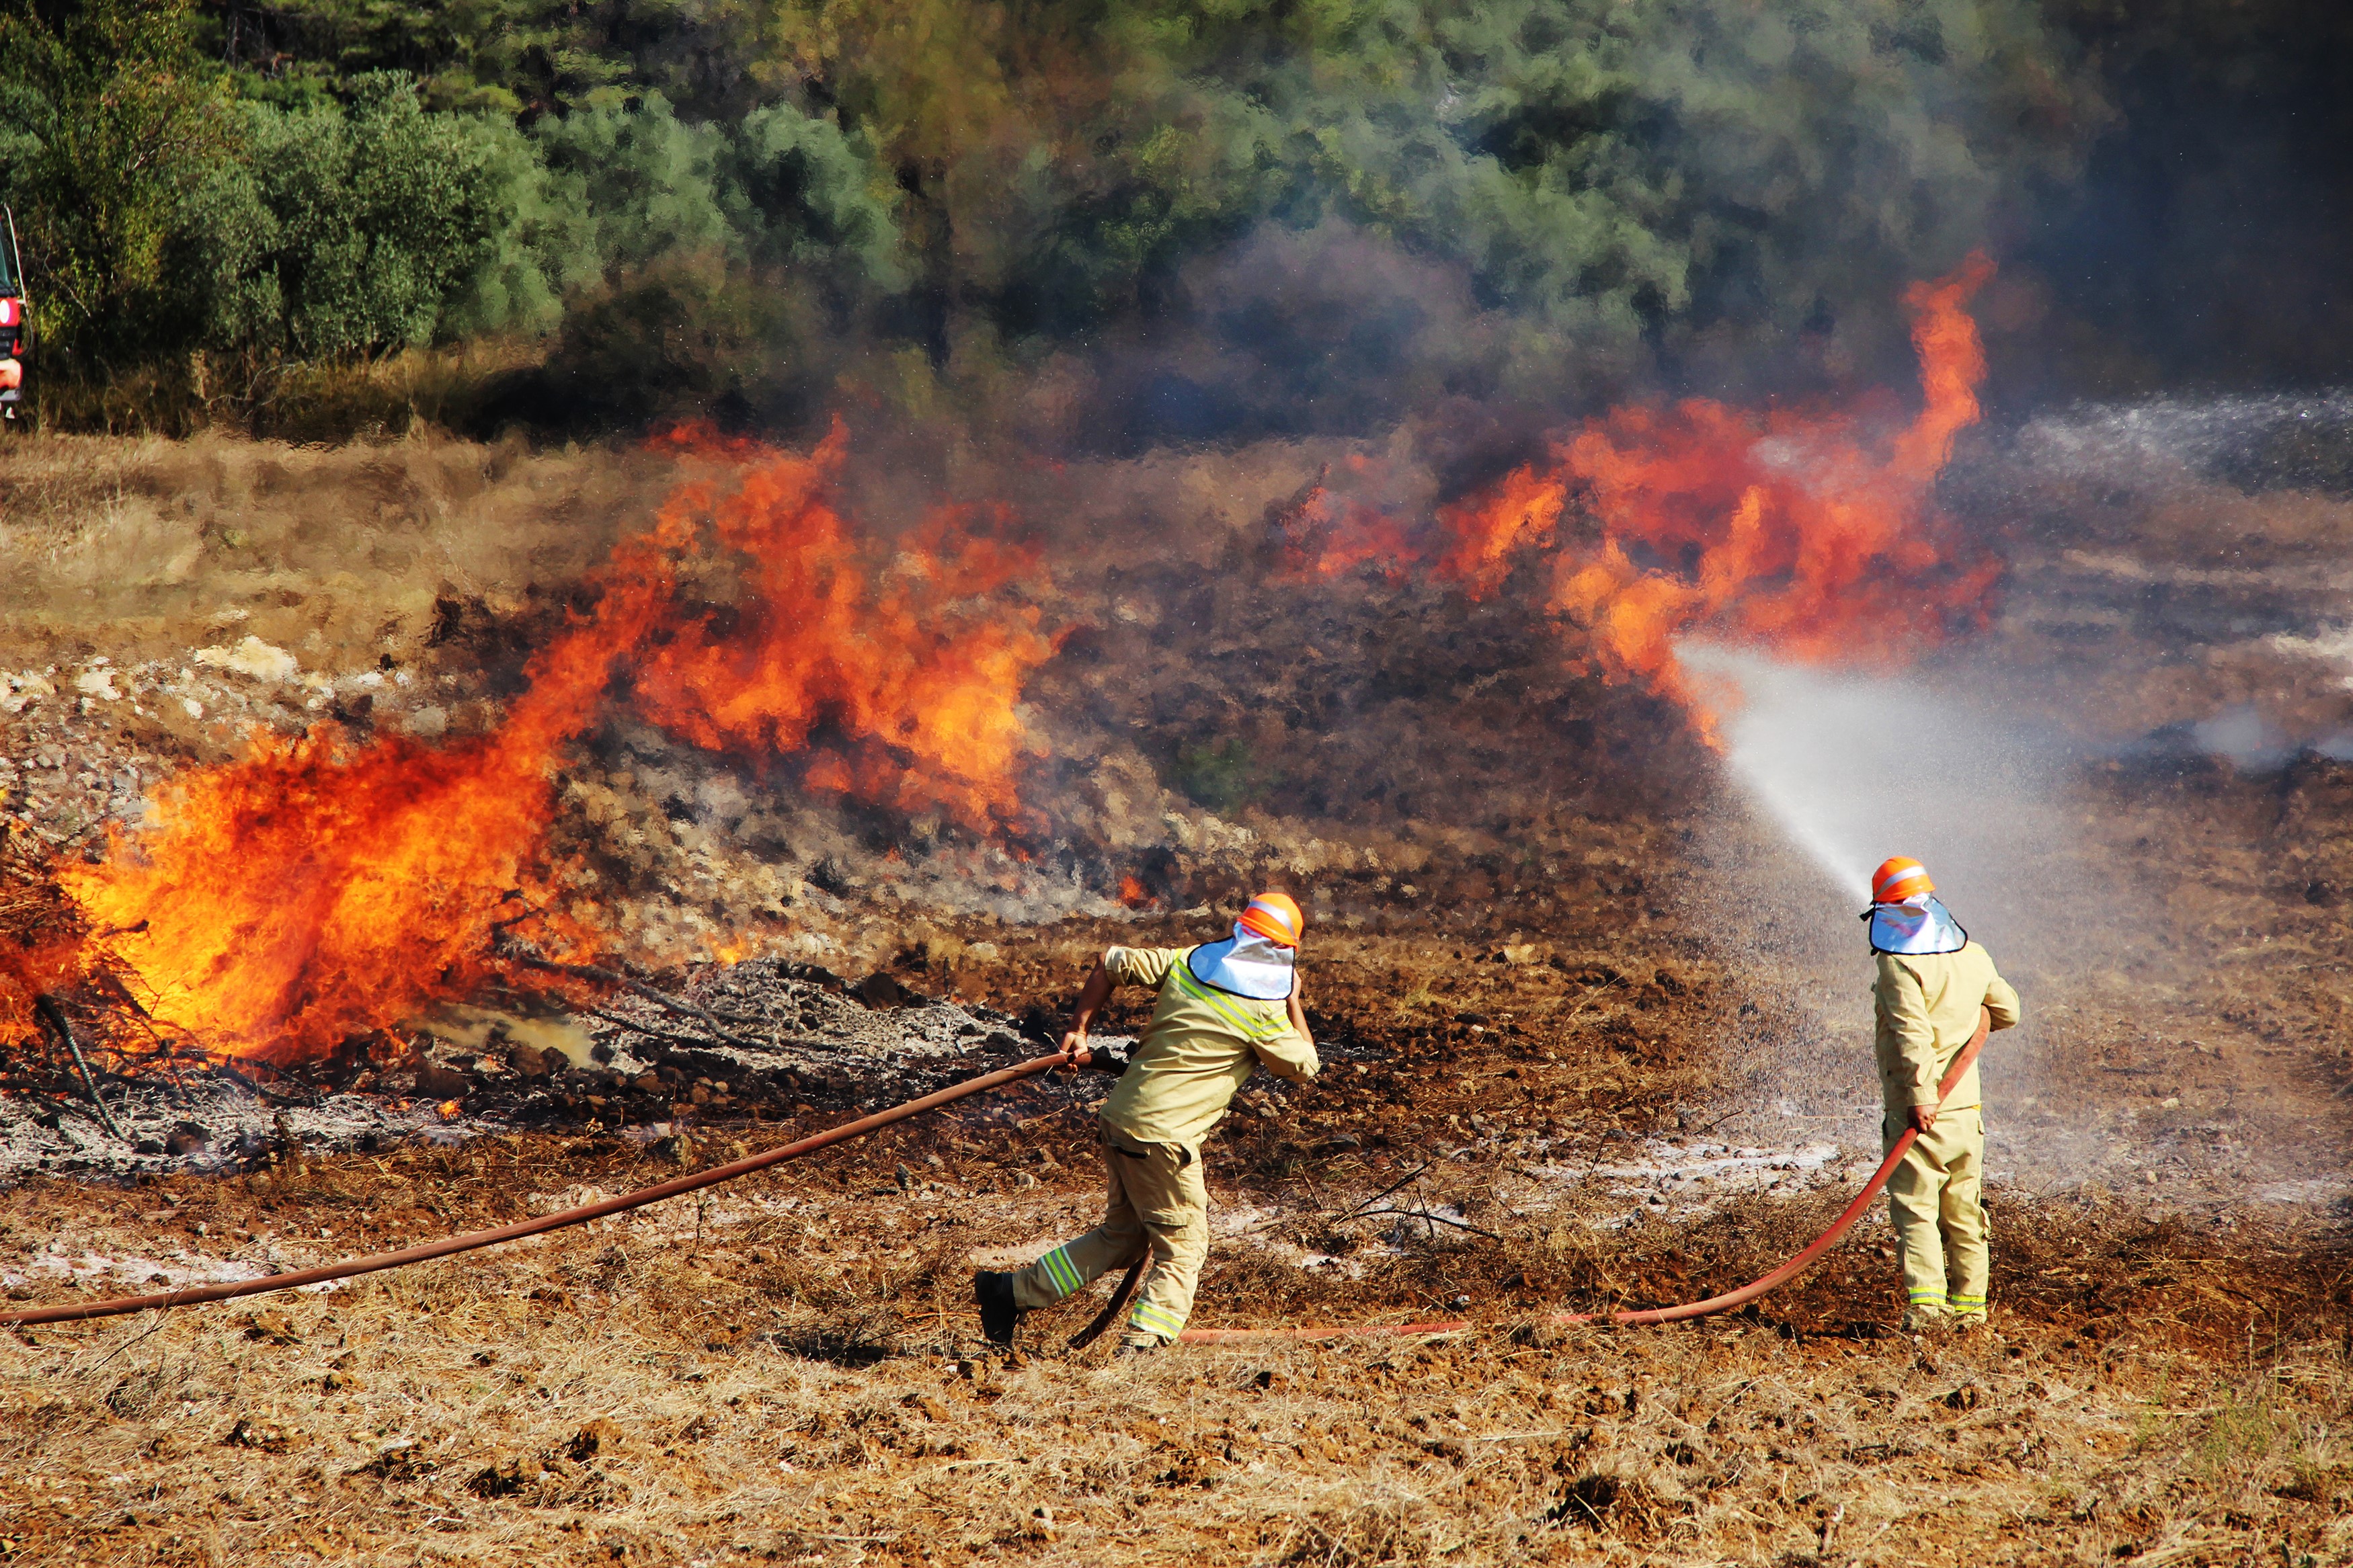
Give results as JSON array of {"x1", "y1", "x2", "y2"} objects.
[
  {"x1": 1, "y1": 1015, "x2": 1989, "y2": 1337},
  {"x1": 1184, "y1": 1010, "x2": 1991, "y2": 1341},
  {"x1": 1, "y1": 1055, "x2": 1070, "y2": 1328}
]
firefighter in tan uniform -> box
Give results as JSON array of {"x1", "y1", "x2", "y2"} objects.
[
  {"x1": 1866, "y1": 856, "x2": 2021, "y2": 1333},
  {"x1": 975, "y1": 893, "x2": 1318, "y2": 1354}
]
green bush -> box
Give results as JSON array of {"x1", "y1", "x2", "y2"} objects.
[
  {"x1": 721, "y1": 104, "x2": 908, "y2": 290},
  {"x1": 775, "y1": 0, "x2": 2093, "y2": 384},
  {"x1": 531, "y1": 97, "x2": 738, "y2": 275},
  {"x1": 501, "y1": 95, "x2": 907, "y2": 432},
  {"x1": 530, "y1": 95, "x2": 906, "y2": 288},
  {"x1": 735, "y1": 0, "x2": 2082, "y2": 380},
  {"x1": 180, "y1": 74, "x2": 560, "y2": 359}
]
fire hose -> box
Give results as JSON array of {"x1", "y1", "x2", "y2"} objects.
[{"x1": 2, "y1": 1012, "x2": 1989, "y2": 1337}]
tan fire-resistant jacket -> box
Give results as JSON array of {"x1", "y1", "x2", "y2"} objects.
[
  {"x1": 1096, "y1": 946, "x2": 1319, "y2": 1149},
  {"x1": 1873, "y1": 942, "x2": 2020, "y2": 1114}
]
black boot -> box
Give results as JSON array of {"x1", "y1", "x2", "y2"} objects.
[{"x1": 973, "y1": 1270, "x2": 1023, "y2": 1346}]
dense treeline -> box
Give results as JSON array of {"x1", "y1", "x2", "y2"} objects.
[
  {"x1": 0, "y1": 0, "x2": 2341, "y2": 438},
  {"x1": 0, "y1": 0, "x2": 913, "y2": 431}
]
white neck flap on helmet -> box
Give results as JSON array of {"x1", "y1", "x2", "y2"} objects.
[
  {"x1": 1185, "y1": 923, "x2": 1298, "y2": 999},
  {"x1": 1864, "y1": 893, "x2": 1968, "y2": 956}
]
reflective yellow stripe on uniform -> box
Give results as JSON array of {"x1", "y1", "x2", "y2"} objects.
[
  {"x1": 1170, "y1": 964, "x2": 1291, "y2": 1041},
  {"x1": 1129, "y1": 1299, "x2": 1187, "y2": 1340},
  {"x1": 1039, "y1": 1245, "x2": 1085, "y2": 1299}
]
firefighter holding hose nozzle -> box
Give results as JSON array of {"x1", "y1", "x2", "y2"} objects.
[
  {"x1": 1866, "y1": 856, "x2": 2021, "y2": 1335},
  {"x1": 975, "y1": 893, "x2": 1318, "y2": 1356}
]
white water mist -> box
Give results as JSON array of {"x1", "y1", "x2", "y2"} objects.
[{"x1": 1679, "y1": 643, "x2": 2073, "y2": 954}]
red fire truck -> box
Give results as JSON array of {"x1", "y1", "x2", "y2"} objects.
[{"x1": 1, "y1": 207, "x2": 25, "y2": 421}]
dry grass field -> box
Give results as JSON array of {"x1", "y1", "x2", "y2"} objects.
[{"x1": 4, "y1": 1122, "x2": 2351, "y2": 1568}]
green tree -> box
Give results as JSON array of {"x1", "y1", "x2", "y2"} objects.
[
  {"x1": 207, "y1": 0, "x2": 790, "y2": 119},
  {"x1": 5, "y1": 0, "x2": 2106, "y2": 433},
  {"x1": 522, "y1": 96, "x2": 907, "y2": 428},
  {"x1": 0, "y1": 0, "x2": 239, "y2": 372},
  {"x1": 179, "y1": 74, "x2": 567, "y2": 358},
  {"x1": 213, "y1": 0, "x2": 630, "y2": 114}
]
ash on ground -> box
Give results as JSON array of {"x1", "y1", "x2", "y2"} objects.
[{"x1": 1, "y1": 961, "x2": 1129, "y2": 1183}]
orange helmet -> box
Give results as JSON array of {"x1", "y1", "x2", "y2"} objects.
[
  {"x1": 1236, "y1": 891, "x2": 1304, "y2": 948},
  {"x1": 1870, "y1": 856, "x2": 1933, "y2": 904}
]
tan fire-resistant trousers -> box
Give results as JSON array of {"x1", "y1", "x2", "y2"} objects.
[
  {"x1": 1010, "y1": 1120, "x2": 1210, "y2": 1347},
  {"x1": 1882, "y1": 1106, "x2": 1989, "y2": 1322}
]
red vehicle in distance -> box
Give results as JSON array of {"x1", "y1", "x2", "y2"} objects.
[{"x1": 1, "y1": 207, "x2": 25, "y2": 421}]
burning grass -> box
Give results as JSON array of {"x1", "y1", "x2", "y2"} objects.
[
  {"x1": 9, "y1": 255, "x2": 2006, "y2": 1068},
  {"x1": 0, "y1": 407, "x2": 1712, "y2": 1078},
  {"x1": 7, "y1": 423, "x2": 1058, "y2": 1063}
]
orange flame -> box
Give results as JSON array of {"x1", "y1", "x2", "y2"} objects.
[
  {"x1": 1117, "y1": 874, "x2": 1152, "y2": 909},
  {"x1": 0, "y1": 825, "x2": 99, "y2": 1049},
  {"x1": 629, "y1": 425, "x2": 1053, "y2": 826},
  {"x1": 1433, "y1": 463, "x2": 1566, "y2": 593},
  {"x1": 1439, "y1": 253, "x2": 2001, "y2": 729},
  {"x1": 1272, "y1": 481, "x2": 1423, "y2": 583},
  {"x1": 61, "y1": 553, "x2": 673, "y2": 1061},
  {"x1": 0, "y1": 944, "x2": 79, "y2": 1048},
  {"x1": 57, "y1": 429, "x2": 1050, "y2": 1062}
]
